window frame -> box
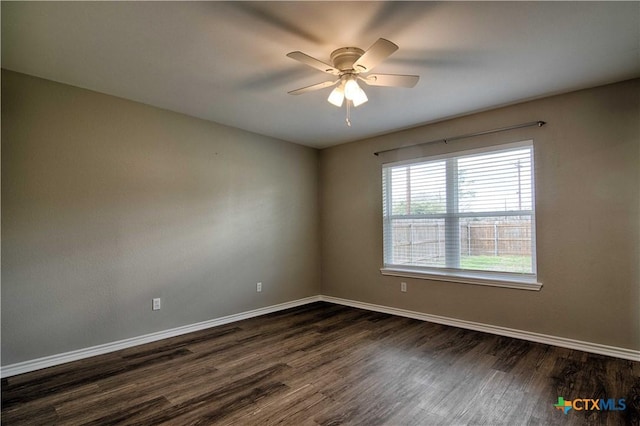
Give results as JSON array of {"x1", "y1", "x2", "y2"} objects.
[{"x1": 380, "y1": 140, "x2": 542, "y2": 291}]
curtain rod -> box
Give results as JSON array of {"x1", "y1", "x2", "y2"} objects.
[{"x1": 373, "y1": 120, "x2": 546, "y2": 156}]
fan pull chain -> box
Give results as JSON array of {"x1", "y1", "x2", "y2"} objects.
[{"x1": 345, "y1": 100, "x2": 352, "y2": 127}]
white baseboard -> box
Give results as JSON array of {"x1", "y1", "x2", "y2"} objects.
[
  {"x1": 320, "y1": 295, "x2": 640, "y2": 362},
  {"x1": 3, "y1": 294, "x2": 637, "y2": 378},
  {"x1": 1, "y1": 296, "x2": 322, "y2": 378}
]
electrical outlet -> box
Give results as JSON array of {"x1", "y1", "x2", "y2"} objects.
[
  {"x1": 152, "y1": 298, "x2": 161, "y2": 310},
  {"x1": 401, "y1": 282, "x2": 407, "y2": 292},
  {"x1": 257, "y1": 282, "x2": 262, "y2": 292}
]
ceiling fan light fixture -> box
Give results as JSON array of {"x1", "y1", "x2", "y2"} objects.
[
  {"x1": 351, "y1": 86, "x2": 368, "y2": 107},
  {"x1": 327, "y1": 84, "x2": 345, "y2": 107},
  {"x1": 343, "y1": 77, "x2": 360, "y2": 101},
  {"x1": 343, "y1": 75, "x2": 368, "y2": 107}
]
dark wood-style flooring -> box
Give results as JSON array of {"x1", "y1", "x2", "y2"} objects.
[{"x1": 2, "y1": 302, "x2": 639, "y2": 425}]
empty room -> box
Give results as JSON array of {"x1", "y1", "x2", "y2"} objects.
[{"x1": 1, "y1": 2, "x2": 639, "y2": 425}]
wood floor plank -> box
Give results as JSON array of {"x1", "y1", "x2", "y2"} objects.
[{"x1": 2, "y1": 302, "x2": 638, "y2": 425}]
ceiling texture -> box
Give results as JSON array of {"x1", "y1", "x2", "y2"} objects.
[{"x1": 2, "y1": 1, "x2": 639, "y2": 149}]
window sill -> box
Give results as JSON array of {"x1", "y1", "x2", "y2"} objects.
[{"x1": 380, "y1": 268, "x2": 542, "y2": 291}]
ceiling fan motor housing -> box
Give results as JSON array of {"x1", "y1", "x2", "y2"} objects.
[{"x1": 330, "y1": 47, "x2": 365, "y2": 73}]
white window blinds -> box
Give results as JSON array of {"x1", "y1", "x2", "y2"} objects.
[{"x1": 382, "y1": 141, "x2": 537, "y2": 280}]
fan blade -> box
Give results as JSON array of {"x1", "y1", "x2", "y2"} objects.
[
  {"x1": 361, "y1": 74, "x2": 419, "y2": 88},
  {"x1": 288, "y1": 80, "x2": 338, "y2": 95},
  {"x1": 286, "y1": 51, "x2": 340, "y2": 75},
  {"x1": 352, "y1": 38, "x2": 398, "y2": 73}
]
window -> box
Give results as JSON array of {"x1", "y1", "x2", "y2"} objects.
[{"x1": 381, "y1": 141, "x2": 540, "y2": 290}]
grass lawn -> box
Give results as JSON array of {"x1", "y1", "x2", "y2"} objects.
[{"x1": 460, "y1": 255, "x2": 532, "y2": 273}]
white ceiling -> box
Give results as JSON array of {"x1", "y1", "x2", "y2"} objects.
[{"x1": 3, "y1": 1, "x2": 639, "y2": 149}]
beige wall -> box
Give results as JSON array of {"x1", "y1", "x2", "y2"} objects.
[
  {"x1": 1, "y1": 70, "x2": 320, "y2": 365},
  {"x1": 320, "y1": 79, "x2": 639, "y2": 351}
]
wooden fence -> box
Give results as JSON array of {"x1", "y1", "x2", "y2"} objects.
[{"x1": 392, "y1": 220, "x2": 531, "y2": 264}]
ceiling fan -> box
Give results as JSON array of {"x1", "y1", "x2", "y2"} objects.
[{"x1": 286, "y1": 38, "x2": 419, "y2": 126}]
